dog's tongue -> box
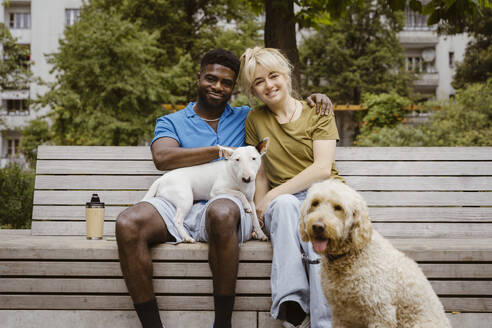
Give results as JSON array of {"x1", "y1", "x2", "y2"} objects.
[{"x1": 313, "y1": 239, "x2": 328, "y2": 253}]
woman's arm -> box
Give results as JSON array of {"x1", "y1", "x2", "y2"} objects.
[
  {"x1": 255, "y1": 139, "x2": 337, "y2": 216},
  {"x1": 254, "y1": 160, "x2": 270, "y2": 222}
]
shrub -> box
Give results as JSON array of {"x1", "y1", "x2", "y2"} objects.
[{"x1": 0, "y1": 163, "x2": 34, "y2": 229}]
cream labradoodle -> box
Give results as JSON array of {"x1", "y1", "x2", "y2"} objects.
[{"x1": 299, "y1": 179, "x2": 451, "y2": 328}]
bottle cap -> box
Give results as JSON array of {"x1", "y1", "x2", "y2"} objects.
[{"x1": 86, "y1": 193, "x2": 105, "y2": 208}]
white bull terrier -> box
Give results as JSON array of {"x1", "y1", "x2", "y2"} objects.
[{"x1": 142, "y1": 138, "x2": 269, "y2": 243}]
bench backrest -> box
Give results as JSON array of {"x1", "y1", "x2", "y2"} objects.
[{"x1": 32, "y1": 146, "x2": 492, "y2": 238}]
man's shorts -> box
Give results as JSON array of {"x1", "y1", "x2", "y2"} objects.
[{"x1": 141, "y1": 194, "x2": 254, "y2": 244}]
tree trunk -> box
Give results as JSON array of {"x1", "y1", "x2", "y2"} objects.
[{"x1": 264, "y1": 0, "x2": 301, "y2": 93}]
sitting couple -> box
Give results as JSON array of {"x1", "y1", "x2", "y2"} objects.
[{"x1": 116, "y1": 47, "x2": 343, "y2": 328}]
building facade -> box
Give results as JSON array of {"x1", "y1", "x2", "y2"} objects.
[
  {"x1": 398, "y1": 7, "x2": 470, "y2": 100},
  {"x1": 0, "y1": 0, "x2": 81, "y2": 167}
]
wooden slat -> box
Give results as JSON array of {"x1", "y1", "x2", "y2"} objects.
[
  {"x1": 2, "y1": 278, "x2": 490, "y2": 296},
  {"x1": 35, "y1": 160, "x2": 492, "y2": 176},
  {"x1": 1, "y1": 261, "x2": 490, "y2": 279},
  {"x1": 430, "y1": 281, "x2": 492, "y2": 296},
  {"x1": 2, "y1": 232, "x2": 492, "y2": 262},
  {"x1": 0, "y1": 295, "x2": 272, "y2": 311},
  {"x1": 32, "y1": 205, "x2": 492, "y2": 223},
  {"x1": 0, "y1": 261, "x2": 272, "y2": 278},
  {"x1": 32, "y1": 190, "x2": 492, "y2": 206},
  {"x1": 37, "y1": 146, "x2": 492, "y2": 161},
  {"x1": 37, "y1": 146, "x2": 152, "y2": 160},
  {"x1": 1, "y1": 295, "x2": 490, "y2": 312},
  {"x1": 30, "y1": 221, "x2": 492, "y2": 238},
  {"x1": 35, "y1": 175, "x2": 492, "y2": 191},
  {"x1": 0, "y1": 278, "x2": 270, "y2": 294},
  {"x1": 441, "y1": 298, "x2": 492, "y2": 312},
  {"x1": 0, "y1": 310, "x2": 257, "y2": 328}
]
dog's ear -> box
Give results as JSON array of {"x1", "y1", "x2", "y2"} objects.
[
  {"x1": 255, "y1": 137, "x2": 269, "y2": 156},
  {"x1": 350, "y1": 198, "x2": 372, "y2": 249},
  {"x1": 222, "y1": 147, "x2": 234, "y2": 159},
  {"x1": 299, "y1": 198, "x2": 310, "y2": 242}
]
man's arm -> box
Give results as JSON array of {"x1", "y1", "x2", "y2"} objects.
[{"x1": 151, "y1": 137, "x2": 220, "y2": 171}]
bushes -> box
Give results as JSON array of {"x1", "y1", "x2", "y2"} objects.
[
  {"x1": 356, "y1": 79, "x2": 492, "y2": 146},
  {"x1": 0, "y1": 163, "x2": 34, "y2": 229}
]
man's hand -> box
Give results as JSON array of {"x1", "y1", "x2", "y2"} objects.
[{"x1": 306, "y1": 93, "x2": 334, "y2": 116}]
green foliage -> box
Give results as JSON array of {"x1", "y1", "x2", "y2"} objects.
[
  {"x1": 0, "y1": 23, "x2": 32, "y2": 90},
  {"x1": 356, "y1": 79, "x2": 492, "y2": 146},
  {"x1": 452, "y1": 8, "x2": 492, "y2": 89},
  {"x1": 299, "y1": 0, "x2": 412, "y2": 104},
  {"x1": 0, "y1": 163, "x2": 34, "y2": 229},
  {"x1": 34, "y1": 6, "x2": 171, "y2": 146},
  {"x1": 360, "y1": 93, "x2": 410, "y2": 132},
  {"x1": 19, "y1": 119, "x2": 53, "y2": 169}
]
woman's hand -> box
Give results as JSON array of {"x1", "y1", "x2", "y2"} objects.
[{"x1": 256, "y1": 192, "x2": 275, "y2": 227}]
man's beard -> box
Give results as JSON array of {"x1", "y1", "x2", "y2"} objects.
[{"x1": 197, "y1": 87, "x2": 230, "y2": 109}]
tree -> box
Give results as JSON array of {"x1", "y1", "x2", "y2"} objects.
[
  {"x1": 299, "y1": 0, "x2": 412, "y2": 145},
  {"x1": 33, "y1": 6, "x2": 171, "y2": 146},
  {"x1": 246, "y1": 0, "x2": 491, "y2": 89},
  {"x1": 356, "y1": 79, "x2": 492, "y2": 146},
  {"x1": 0, "y1": 162, "x2": 34, "y2": 229},
  {"x1": 451, "y1": 8, "x2": 492, "y2": 89},
  {"x1": 0, "y1": 23, "x2": 32, "y2": 90}
]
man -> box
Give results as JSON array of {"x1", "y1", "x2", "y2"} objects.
[{"x1": 115, "y1": 48, "x2": 332, "y2": 328}]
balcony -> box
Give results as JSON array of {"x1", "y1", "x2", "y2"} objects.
[{"x1": 398, "y1": 30, "x2": 438, "y2": 48}]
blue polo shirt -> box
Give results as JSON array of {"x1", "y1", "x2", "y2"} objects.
[{"x1": 151, "y1": 102, "x2": 251, "y2": 148}]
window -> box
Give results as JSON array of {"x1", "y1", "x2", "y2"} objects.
[
  {"x1": 7, "y1": 138, "x2": 20, "y2": 157},
  {"x1": 9, "y1": 12, "x2": 31, "y2": 29},
  {"x1": 65, "y1": 9, "x2": 80, "y2": 26},
  {"x1": 6, "y1": 99, "x2": 29, "y2": 114},
  {"x1": 449, "y1": 52, "x2": 455, "y2": 68},
  {"x1": 407, "y1": 57, "x2": 422, "y2": 73}
]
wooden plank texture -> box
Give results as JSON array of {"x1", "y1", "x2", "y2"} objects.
[
  {"x1": 2, "y1": 278, "x2": 490, "y2": 296},
  {"x1": 37, "y1": 146, "x2": 492, "y2": 161},
  {"x1": 35, "y1": 160, "x2": 492, "y2": 175},
  {"x1": 30, "y1": 220, "x2": 492, "y2": 238},
  {"x1": 32, "y1": 205, "x2": 492, "y2": 222},
  {"x1": 0, "y1": 310, "x2": 257, "y2": 328},
  {"x1": 32, "y1": 190, "x2": 492, "y2": 206},
  {"x1": 35, "y1": 175, "x2": 492, "y2": 191},
  {"x1": 0, "y1": 261, "x2": 271, "y2": 278},
  {"x1": 0, "y1": 295, "x2": 272, "y2": 311},
  {"x1": 2, "y1": 232, "x2": 492, "y2": 262},
  {"x1": 1, "y1": 295, "x2": 491, "y2": 312}
]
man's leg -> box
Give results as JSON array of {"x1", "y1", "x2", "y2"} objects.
[
  {"x1": 115, "y1": 202, "x2": 175, "y2": 328},
  {"x1": 205, "y1": 198, "x2": 241, "y2": 328}
]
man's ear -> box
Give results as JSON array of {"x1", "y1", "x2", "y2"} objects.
[{"x1": 255, "y1": 137, "x2": 269, "y2": 156}]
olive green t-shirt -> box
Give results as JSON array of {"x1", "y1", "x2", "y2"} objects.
[{"x1": 245, "y1": 101, "x2": 342, "y2": 189}]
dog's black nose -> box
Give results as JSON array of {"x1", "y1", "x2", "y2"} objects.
[
  {"x1": 242, "y1": 177, "x2": 251, "y2": 183},
  {"x1": 312, "y1": 222, "x2": 326, "y2": 235}
]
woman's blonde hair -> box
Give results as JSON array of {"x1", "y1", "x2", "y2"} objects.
[{"x1": 238, "y1": 47, "x2": 293, "y2": 103}]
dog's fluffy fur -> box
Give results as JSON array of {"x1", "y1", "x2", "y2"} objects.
[{"x1": 299, "y1": 179, "x2": 451, "y2": 328}]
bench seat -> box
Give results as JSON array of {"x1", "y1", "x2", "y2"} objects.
[{"x1": 1, "y1": 146, "x2": 491, "y2": 327}]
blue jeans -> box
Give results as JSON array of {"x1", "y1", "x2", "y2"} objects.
[{"x1": 264, "y1": 192, "x2": 332, "y2": 328}]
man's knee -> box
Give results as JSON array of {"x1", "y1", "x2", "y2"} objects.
[
  {"x1": 268, "y1": 194, "x2": 301, "y2": 225},
  {"x1": 206, "y1": 199, "x2": 240, "y2": 236},
  {"x1": 115, "y1": 208, "x2": 141, "y2": 244}
]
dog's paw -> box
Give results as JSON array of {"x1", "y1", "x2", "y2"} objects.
[
  {"x1": 244, "y1": 206, "x2": 253, "y2": 213},
  {"x1": 183, "y1": 236, "x2": 196, "y2": 243},
  {"x1": 252, "y1": 229, "x2": 268, "y2": 241}
]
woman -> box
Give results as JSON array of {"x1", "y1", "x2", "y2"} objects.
[{"x1": 239, "y1": 47, "x2": 343, "y2": 328}]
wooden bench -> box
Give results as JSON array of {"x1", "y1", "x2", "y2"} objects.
[{"x1": 1, "y1": 146, "x2": 492, "y2": 327}]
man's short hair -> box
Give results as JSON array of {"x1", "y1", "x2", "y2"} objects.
[{"x1": 200, "y1": 49, "x2": 240, "y2": 79}]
